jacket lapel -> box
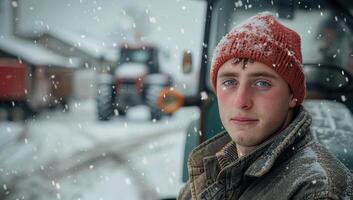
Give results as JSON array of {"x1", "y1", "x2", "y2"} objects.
[{"x1": 245, "y1": 107, "x2": 312, "y2": 178}]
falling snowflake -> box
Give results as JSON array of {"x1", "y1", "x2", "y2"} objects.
[
  {"x1": 155, "y1": 187, "x2": 160, "y2": 193},
  {"x1": 12, "y1": 1, "x2": 18, "y2": 7},
  {"x1": 200, "y1": 91, "x2": 208, "y2": 100},
  {"x1": 149, "y1": 17, "x2": 156, "y2": 23},
  {"x1": 234, "y1": 0, "x2": 243, "y2": 8},
  {"x1": 125, "y1": 178, "x2": 131, "y2": 185},
  {"x1": 142, "y1": 156, "x2": 148, "y2": 165}
]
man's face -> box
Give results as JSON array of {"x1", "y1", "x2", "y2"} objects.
[{"x1": 216, "y1": 59, "x2": 297, "y2": 152}]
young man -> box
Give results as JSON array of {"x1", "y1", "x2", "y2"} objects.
[{"x1": 178, "y1": 12, "x2": 353, "y2": 200}]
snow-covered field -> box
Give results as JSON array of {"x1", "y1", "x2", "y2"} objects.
[{"x1": 0, "y1": 99, "x2": 200, "y2": 200}]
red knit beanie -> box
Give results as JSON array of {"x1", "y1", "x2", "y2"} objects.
[{"x1": 210, "y1": 12, "x2": 306, "y2": 104}]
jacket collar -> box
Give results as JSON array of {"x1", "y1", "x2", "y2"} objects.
[
  {"x1": 187, "y1": 130, "x2": 230, "y2": 200},
  {"x1": 187, "y1": 130, "x2": 230, "y2": 182},
  {"x1": 244, "y1": 106, "x2": 312, "y2": 177}
]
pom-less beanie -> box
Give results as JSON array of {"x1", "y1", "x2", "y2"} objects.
[{"x1": 210, "y1": 12, "x2": 305, "y2": 104}]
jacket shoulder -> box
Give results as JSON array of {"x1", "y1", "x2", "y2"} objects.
[
  {"x1": 289, "y1": 141, "x2": 353, "y2": 199},
  {"x1": 240, "y1": 140, "x2": 353, "y2": 200}
]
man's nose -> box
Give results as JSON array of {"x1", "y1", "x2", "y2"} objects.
[{"x1": 233, "y1": 84, "x2": 253, "y2": 110}]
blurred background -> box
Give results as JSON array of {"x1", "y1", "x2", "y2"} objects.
[
  {"x1": 2, "y1": 0, "x2": 353, "y2": 199},
  {"x1": 0, "y1": 0, "x2": 205, "y2": 199}
]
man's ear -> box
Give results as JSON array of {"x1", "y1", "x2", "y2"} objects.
[{"x1": 289, "y1": 94, "x2": 297, "y2": 108}]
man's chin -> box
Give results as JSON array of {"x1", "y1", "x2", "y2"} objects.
[{"x1": 228, "y1": 126, "x2": 257, "y2": 134}]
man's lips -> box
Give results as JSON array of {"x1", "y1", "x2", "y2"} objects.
[{"x1": 230, "y1": 116, "x2": 259, "y2": 125}]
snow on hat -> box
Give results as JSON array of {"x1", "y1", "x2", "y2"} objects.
[{"x1": 210, "y1": 12, "x2": 305, "y2": 104}]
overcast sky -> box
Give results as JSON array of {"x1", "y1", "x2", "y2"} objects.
[{"x1": 17, "y1": 0, "x2": 205, "y2": 59}]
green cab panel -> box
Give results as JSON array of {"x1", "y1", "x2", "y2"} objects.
[{"x1": 182, "y1": 99, "x2": 224, "y2": 182}]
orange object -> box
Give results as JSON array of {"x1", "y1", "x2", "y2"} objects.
[{"x1": 158, "y1": 87, "x2": 185, "y2": 114}]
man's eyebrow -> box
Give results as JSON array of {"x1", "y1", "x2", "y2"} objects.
[
  {"x1": 217, "y1": 71, "x2": 278, "y2": 79},
  {"x1": 248, "y1": 72, "x2": 278, "y2": 79},
  {"x1": 217, "y1": 72, "x2": 239, "y2": 78}
]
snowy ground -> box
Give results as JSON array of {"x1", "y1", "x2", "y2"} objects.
[{"x1": 0, "y1": 99, "x2": 200, "y2": 200}]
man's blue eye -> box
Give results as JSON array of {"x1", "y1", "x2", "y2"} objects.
[
  {"x1": 222, "y1": 79, "x2": 236, "y2": 86},
  {"x1": 255, "y1": 81, "x2": 271, "y2": 88}
]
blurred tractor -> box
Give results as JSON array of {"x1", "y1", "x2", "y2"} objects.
[{"x1": 96, "y1": 44, "x2": 180, "y2": 121}]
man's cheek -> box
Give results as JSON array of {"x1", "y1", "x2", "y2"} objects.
[
  {"x1": 217, "y1": 90, "x2": 228, "y2": 105},
  {"x1": 218, "y1": 97, "x2": 231, "y2": 124}
]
